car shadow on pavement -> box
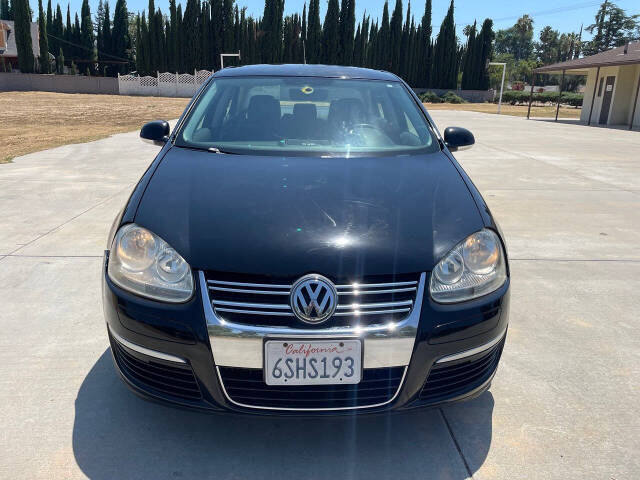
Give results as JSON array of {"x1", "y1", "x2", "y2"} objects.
[{"x1": 73, "y1": 350, "x2": 494, "y2": 480}]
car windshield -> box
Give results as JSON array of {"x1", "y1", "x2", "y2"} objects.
[{"x1": 175, "y1": 76, "x2": 439, "y2": 156}]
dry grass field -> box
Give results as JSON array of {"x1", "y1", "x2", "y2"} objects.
[
  {"x1": 1, "y1": 92, "x2": 189, "y2": 163},
  {"x1": 423, "y1": 102, "x2": 582, "y2": 118}
]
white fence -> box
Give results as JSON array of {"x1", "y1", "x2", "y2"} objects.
[{"x1": 118, "y1": 70, "x2": 213, "y2": 97}]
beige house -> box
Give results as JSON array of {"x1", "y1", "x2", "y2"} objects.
[
  {"x1": 532, "y1": 41, "x2": 640, "y2": 129},
  {"x1": 0, "y1": 20, "x2": 40, "y2": 71}
]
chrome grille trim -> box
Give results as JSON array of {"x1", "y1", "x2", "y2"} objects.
[
  {"x1": 205, "y1": 276, "x2": 420, "y2": 323},
  {"x1": 214, "y1": 308, "x2": 295, "y2": 316},
  {"x1": 208, "y1": 286, "x2": 290, "y2": 295},
  {"x1": 202, "y1": 271, "x2": 427, "y2": 370},
  {"x1": 335, "y1": 281, "x2": 417, "y2": 288},
  {"x1": 337, "y1": 287, "x2": 417, "y2": 295}
]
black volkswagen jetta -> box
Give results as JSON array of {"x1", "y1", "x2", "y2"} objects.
[{"x1": 102, "y1": 64, "x2": 510, "y2": 414}]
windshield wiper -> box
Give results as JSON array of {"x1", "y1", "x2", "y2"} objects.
[{"x1": 208, "y1": 146, "x2": 242, "y2": 155}]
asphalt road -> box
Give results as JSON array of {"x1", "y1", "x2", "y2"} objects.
[{"x1": 1, "y1": 111, "x2": 639, "y2": 479}]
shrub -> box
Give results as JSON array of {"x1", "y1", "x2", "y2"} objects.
[
  {"x1": 498, "y1": 90, "x2": 583, "y2": 107},
  {"x1": 441, "y1": 91, "x2": 466, "y2": 104},
  {"x1": 419, "y1": 91, "x2": 442, "y2": 103}
]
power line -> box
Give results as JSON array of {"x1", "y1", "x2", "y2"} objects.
[
  {"x1": 46, "y1": 32, "x2": 132, "y2": 63},
  {"x1": 457, "y1": 1, "x2": 602, "y2": 27}
]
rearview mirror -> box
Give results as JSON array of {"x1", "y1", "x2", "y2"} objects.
[
  {"x1": 443, "y1": 126, "x2": 474, "y2": 151},
  {"x1": 140, "y1": 120, "x2": 170, "y2": 146}
]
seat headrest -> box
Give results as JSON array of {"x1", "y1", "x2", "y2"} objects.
[
  {"x1": 293, "y1": 103, "x2": 317, "y2": 122},
  {"x1": 328, "y1": 98, "x2": 366, "y2": 124},
  {"x1": 248, "y1": 95, "x2": 281, "y2": 123}
]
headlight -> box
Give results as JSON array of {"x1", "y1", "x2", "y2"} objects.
[
  {"x1": 108, "y1": 224, "x2": 194, "y2": 302},
  {"x1": 430, "y1": 229, "x2": 507, "y2": 303}
]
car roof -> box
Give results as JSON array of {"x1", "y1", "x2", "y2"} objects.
[{"x1": 212, "y1": 64, "x2": 400, "y2": 81}]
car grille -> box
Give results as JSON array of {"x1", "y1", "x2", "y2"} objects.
[
  {"x1": 218, "y1": 366, "x2": 405, "y2": 410},
  {"x1": 419, "y1": 339, "x2": 504, "y2": 403},
  {"x1": 203, "y1": 272, "x2": 420, "y2": 328},
  {"x1": 111, "y1": 337, "x2": 202, "y2": 401}
]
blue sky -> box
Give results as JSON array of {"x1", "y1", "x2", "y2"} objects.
[{"x1": 32, "y1": 0, "x2": 639, "y2": 40}]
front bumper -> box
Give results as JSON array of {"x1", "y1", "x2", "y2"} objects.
[{"x1": 103, "y1": 254, "x2": 510, "y2": 414}]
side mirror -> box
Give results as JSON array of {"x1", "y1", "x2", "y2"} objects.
[
  {"x1": 140, "y1": 120, "x2": 170, "y2": 146},
  {"x1": 443, "y1": 126, "x2": 474, "y2": 152}
]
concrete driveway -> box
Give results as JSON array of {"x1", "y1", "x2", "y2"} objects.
[{"x1": 1, "y1": 111, "x2": 638, "y2": 480}]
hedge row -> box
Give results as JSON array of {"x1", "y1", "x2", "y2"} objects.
[
  {"x1": 498, "y1": 90, "x2": 584, "y2": 107},
  {"x1": 419, "y1": 91, "x2": 467, "y2": 104}
]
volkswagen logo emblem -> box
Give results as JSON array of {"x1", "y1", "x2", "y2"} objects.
[{"x1": 290, "y1": 274, "x2": 337, "y2": 324}]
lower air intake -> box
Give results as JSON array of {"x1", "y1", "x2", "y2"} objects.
[{"x1": 219, "y1": 366, "x2": 405, "y2": 410}]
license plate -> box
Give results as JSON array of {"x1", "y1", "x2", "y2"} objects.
[{"x1": 264, "y1": 340, "x2": 362, "y2": 386}]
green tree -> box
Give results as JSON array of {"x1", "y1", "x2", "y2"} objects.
[
  {"x1": 79, "y1": 0, "x2": 95, "y2": 74},
  {"x1": 460, "y1": 21, "x2": 476, "y2": 89},
  {"x1": 431, "y1": 0, "x2": 457, "y2": 88},
  {"x1": 389, "y1": 0, "x2": 402, "y2": 74},
  {"x1": 417, "y1": 0, "x2": 433, "y2": 86},
  {"x1": 583, "y1": 0, "x2": 639, "y2": 55},
  {"x1": 168, "y1": 0, "x2": 177, "y2": 71},
  {"x1": 322, "y1": 0, "x2": 340, "y2": 64},
  {"x1": 56, "y1": 45, "x2": 64, "y2": 72},
  {"x1": 338, "y1": 0, "x2": 355, "y2": 65},
  {"x1": 0, "y1": 0, "x2": 13, "y2": 20},
  {"x1": 111, "y1": 0, "x2": 129, "y2": 74},
  {"x1": 37, "y1": 0, "x2": 50, "y2": 72},
  {"x1": 222, "y1": 0, "x2": 234, "y2": 52},
  {"x1": 306, "y1": 0, "x2": 321, "y2": 63},
  {"x1": 13, "y1": 0, "x2": 34, "y2": 72},
  {"x1": 45, "y1": 0, "x2": 52, "y2": 51},
  {"x1": 495, "y1": 14, "x2": 534, "y2": 61}
]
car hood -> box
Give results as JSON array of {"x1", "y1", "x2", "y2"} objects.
[{"x1": 134, "y1": 146, "x2": 484, "y2": 278}]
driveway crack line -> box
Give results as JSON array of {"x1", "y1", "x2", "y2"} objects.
[
  {"x1": 439, "y1": 407, "x2": 475, "y2": 479},
  {"x1": 0, "y1": 184, "x2": 133, "y2": 263}
]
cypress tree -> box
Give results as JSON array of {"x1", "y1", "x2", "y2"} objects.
[
  {"x1": 38, "y1": 0, "x2": 50, "y2": 72},
  {"x1": 420, "y1": 0, "x2": 432, "y2": 86},
  {"x1": 46, "y1": 0, "x2": 53, "y2": 52},
  {"x1": 52, "y1": 3, "x2": 63, "y2": 56},
  {"x1": 79, "y1": 0, "x2": 95, "y2": 74},
  {"x1": 168, "y1": 0, "x2": 177, "y2": 71},
  {"x1": 222, "y1": 0, "x2": 233, "y2": 52},
  {"x1": 389, "y1": 0, "x2": 402, "y2": 73},
  {"x1": 135, "y1": 13, "x2": 147, "y2": 73},
  {"x1": 183, "y1": 0, "x2": 201, "y2": 72},
  {"x1": 399, "y1": 1, "x2": 410, "y2": 78},
  {"x1": 376, "y1": 1, "x2": 389, "y2": 69},
  {"x1": 321, "y1": 0, "x2": 339, "y2": 64},
  {"x1": 13, "y1": 0, "x2": 34, "y2": 72},
  {"x1": 176, "y1": 3, "x2": 184, "y2": 71},
  {"x1": 339, "y1": 0, "x2": 355, "y2": 65},
  {"x1": 56, "y1": 45, "x2": 64, "y2": 72},
  {"x1": 210, "y1": 0, "x2": 222, "y2": 68},
  {"x1": 431, "y1": 0, "x2": 456, "y2": 89},
  {"x1": 0, "y1": 0, "x2": 12, "y2": 20},
  {"x1": 111, "y1": 0, "x2": 128, "y2": 74},
  {"x1": 301, "y1": 2, "x2": 306, "y2": 61},
  {"x1": 201, "y1": 1, "x2": 210, "y2": 68},
  {"x1": 306, "y1": 0, "x2": 320, "y2": 63},
  {"x1": 475, "y1": 18, "x2": 493, "y2": 90},
  {"x1": 64, "y1": 4, "x2": 71, "y2": 58},
  {"x1": 460, "y1": 21, "x2": 475, "y2": 89},
  {"x1": 146, "y1": 0, "x2": 156, "y2": 71}
]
